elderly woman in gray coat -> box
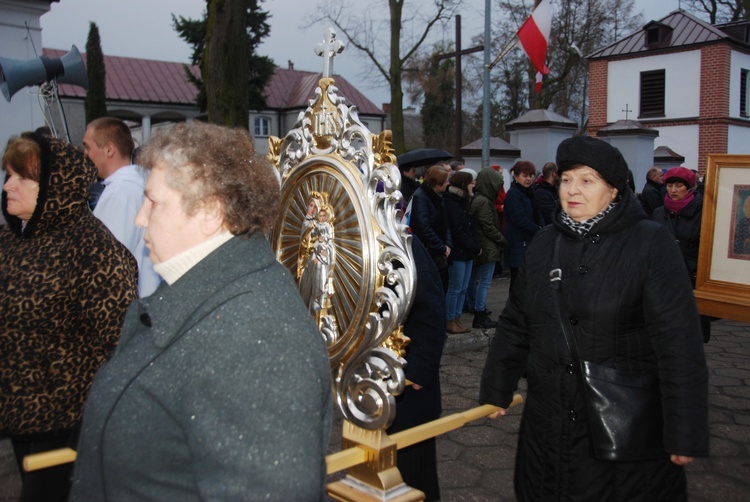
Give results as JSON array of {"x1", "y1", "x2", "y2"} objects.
[
  {"x1": 480, "y1": 137, "x2": 708, "y2": 501},
  {"x1": 70, "y1": 122, "x2": 332, "y2": 501}
]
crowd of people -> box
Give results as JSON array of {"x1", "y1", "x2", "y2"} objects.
[{"x1": 1, "y1": 120, "x2": 710, "y2": 501}]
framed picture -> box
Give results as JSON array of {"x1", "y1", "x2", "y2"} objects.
[{"x1": 695, "y1": 154, "x2": 750, "y2": 322}]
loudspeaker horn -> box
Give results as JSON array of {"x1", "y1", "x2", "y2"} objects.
[{"x1": 0, "y1": 45, "x2": 89, "y2": 102}]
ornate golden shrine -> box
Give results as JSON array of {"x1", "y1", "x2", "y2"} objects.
[{"x1": 267, "y1": 28, "x2": 422, "y2": 500}]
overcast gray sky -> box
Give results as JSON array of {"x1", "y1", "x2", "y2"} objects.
[{"x1": 40, "y1": 0, "x2": 678, "y2": 109}]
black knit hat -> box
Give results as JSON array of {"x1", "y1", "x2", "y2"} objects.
[{"x1": 556, "y1": 136, "x2": 629, "y2": 194}]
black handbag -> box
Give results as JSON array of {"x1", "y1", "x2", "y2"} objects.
[{"x1": 550, "y1": 235, "x2": 665, "y2": 462}]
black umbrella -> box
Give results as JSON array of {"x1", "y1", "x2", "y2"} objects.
[{"x1": 396, "y1": 148, "x2": 454, "y2": 169}]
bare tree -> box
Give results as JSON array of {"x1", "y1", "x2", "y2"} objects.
[
  {"x1": 682, "y1": 0, "x2": 748, "y2": 23},
  {"x1": 460, "y1": 0, "x2": 642, "y2": 137},
  {"x1": 315, "y1": 0, "x2": 459, "y2": 153}
]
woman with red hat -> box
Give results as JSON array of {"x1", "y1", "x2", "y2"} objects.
[{"x1": 651, "y1": 166, "x2": 711, "y2": 341}]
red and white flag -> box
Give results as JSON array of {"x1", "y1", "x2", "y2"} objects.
[
  {"x1": 517, "y1": 0, "x2": 552, "y2": 76},
  {"x1": 535, "y1": 71, "x2": 544, "y2": 93}
]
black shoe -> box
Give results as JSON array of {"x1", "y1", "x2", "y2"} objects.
[
  {"x1": 464, "y1": 306, "x2": 492, "y2": 316},
  {"x1": 472, "y1": 311, "x2": 497, "y2": 329}
]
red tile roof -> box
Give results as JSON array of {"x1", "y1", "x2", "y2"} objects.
[
  {"x1": 43, "y1": 48, "x2": 384, "y2": 116},
  {"x1": 44, "y1": 48, "x2": 199, "y2": 104},
  {"x1": 264, "y1": 67, "x2": 384, "y2": 115}
]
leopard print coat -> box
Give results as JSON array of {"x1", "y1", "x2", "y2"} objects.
[{"x1": 1, "y1": 134, "x2": 138, "y2": 437}]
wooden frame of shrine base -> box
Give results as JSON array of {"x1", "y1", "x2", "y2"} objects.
[{"x1": 694, "y1": 154, "x2": 750, "y2": 322}]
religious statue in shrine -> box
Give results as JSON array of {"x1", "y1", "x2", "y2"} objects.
[{"x1": 297, "y1": 191, "x2": 339, "y2": 344}]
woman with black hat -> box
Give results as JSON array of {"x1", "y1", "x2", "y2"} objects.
[
  {"x1": 479, "y1": 136, "x2": 708, "y2": 501},
  {"x1": 651, "y1": 166, "x2": 712, "y2": 342}
]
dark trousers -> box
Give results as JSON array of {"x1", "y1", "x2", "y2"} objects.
[
  {"x1": 12, "y1": 432, "x2": 75, "y2": 502},
  {"x1": 387, "y1": 384, "x2": 442, "y2": 501},
  {"x1": 395, "y1": 438, "x2": 440, "y2": 501},
  {"x1": 510, "y1": 266, "x2": 520, "y2": 292},
  {"x1": 700, "y1": 314, "x2": 713, "y2": 343}
]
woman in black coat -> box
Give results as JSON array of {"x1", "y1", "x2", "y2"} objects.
[
  {"x1": 409, "y1": 164, "x2": 452, "y2": 291},
  {"x1": 480, "y1": 137, "x2": 708, "y2": 501},
  {"x1": 386, "y1": 235, "x2": 446, "y2": 501},
  {"x1": 651, "y1": 166, "x2": 711, "y2": 342},
  {"x1": 443, "y1": 171, "x2": 480, "y2": 334},
  {"x1": 504, "y1": 160, "x2": 543, "y2": 290}
]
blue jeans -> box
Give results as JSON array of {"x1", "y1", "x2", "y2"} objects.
[
  {"x1": 467, "y1": 261, "x2": 495, "y2": 313},
  {"x1": 445, "y1": 260, "x2": 473, "y2": 320}
]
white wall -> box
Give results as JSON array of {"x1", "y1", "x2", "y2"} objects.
[
  {"x1": 607, "y1": 50, "x2": 701, "y2": 121},
  {"x1": 729, "y1": 124, "x2": 750, "y2": 155},
  {"x1": 654, "y1": 124, "x2": 700, "y2": 168},
  {"x1": 0, "y1": 1, "x2": 52, "y2": 152},
  {"x1": 601, "y1": 134, "x2": 658, "y2": 190},
  {"x1": 508, "y1": 128, "x2": 575, "y2": 173}
]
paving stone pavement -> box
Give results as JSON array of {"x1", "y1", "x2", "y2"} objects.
[{"x1": 2, "y1": 275, "x2": 749, "y2": 501}]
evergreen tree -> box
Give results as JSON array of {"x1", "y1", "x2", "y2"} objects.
[
  {"x1": 420, "y1": 54, "x2": 455, "y2": 151},
  {"x1": 84, "y1": 22, "x2": 107, "y2": 124},
  {"x1": 172, "y1": 0, "x2": 275, "y2": 127}
]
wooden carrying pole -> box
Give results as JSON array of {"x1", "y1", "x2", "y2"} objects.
[{"x1": 23, "y1": 395, "x2": 523, "y2": 475}]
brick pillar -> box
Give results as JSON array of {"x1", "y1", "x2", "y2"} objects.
[
  {"x1": 587, "y1": 59, "x2": 608, "y2": 137},
  {"x1": 698, "y1": 45, "x2": 731, "y2": 175}
]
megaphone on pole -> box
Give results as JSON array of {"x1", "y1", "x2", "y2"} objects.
[{"x1": 0, "y1": 45, "x2": 89, "y2": 102}]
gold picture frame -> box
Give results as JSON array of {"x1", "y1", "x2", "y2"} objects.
[{"x1": 694, "y1": 154, "x2": 750, "y2": 322}]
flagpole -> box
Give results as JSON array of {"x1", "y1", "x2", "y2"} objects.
[
  {"x1": 487, "y1": 36, "x2": 518, "y2": 69},
  {"x1": 482, "y1": 0, "x2": 491, "y2": 168}
]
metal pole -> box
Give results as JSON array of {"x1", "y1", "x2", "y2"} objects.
[
  {"x1": 455, "y1": 15, "x2": 462, "y2": 157},
  {"x1": 482, "y1": 0, "x2": 491, "y2": 168},
  {"x1": 52, "y1": 81, "x2": 71, "y2": 143}
]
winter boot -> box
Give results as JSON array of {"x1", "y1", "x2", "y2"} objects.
[
  {"x1": 472, "y1": 310, "x2": 498, "y2": 329},
  {"x1": 454, "y1": 317, "x2": 472, "y2": 334},
  {"x1": 446, "y1": 319, "x2": 463, "y2": 334}
]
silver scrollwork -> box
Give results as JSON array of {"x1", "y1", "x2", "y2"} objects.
[{"x1": 269, "y1": 73, "x2": 415, "y2": 430}]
